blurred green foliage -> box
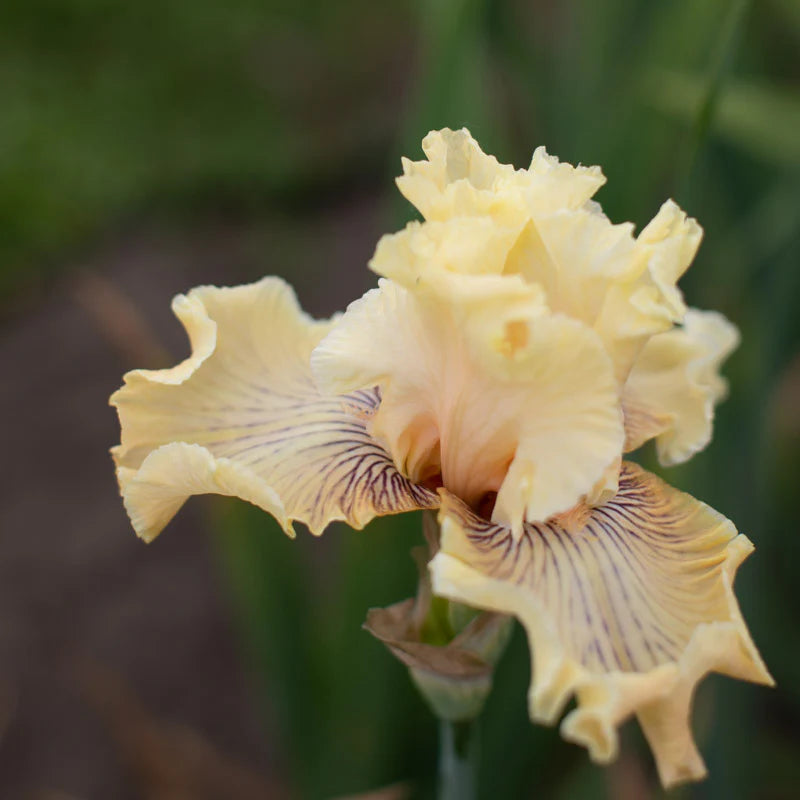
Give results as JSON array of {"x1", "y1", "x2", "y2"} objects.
[
  {"x1": 0, "y1": 0, "x2": 414, "y2": 299},
  {"x1": 5, "y1": 0, "x2": 798, "y2": 797}
]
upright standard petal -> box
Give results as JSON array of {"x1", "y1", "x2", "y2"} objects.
[
  {"x1": 395, "y1": 128, "x2": 521, "y2": 223},
  {"x1": 396, "y1": 128, "x2": 605, "y2": 223},
  {"x1": 111, "y1": 277, "x2": 437, "y2": 541},
  {"x1": 507, "y1": 201, "x2": 701, "y2": 381},
  {"x1": 312, "y1": 280, "x2": 624, "y2": 531},
  {"x1": 430, "y1": 462, "x2": 771, "y2": 788},
  {"x1": 637, "y1": 200, "x2": 703, "y2": 322},
  {"x1": 384, "y1": 129, "x2": 703, "y2": 383},
  {"x1": 370, "y1": 217, "x2": 526, "y2": 292},
  {"x1": 623, "y1": 309, "x2": 739, "y2": 464}
]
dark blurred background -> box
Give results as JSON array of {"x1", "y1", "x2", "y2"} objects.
[{"x1": 1, "y1": 0, "x2": 798, "y2": 798}]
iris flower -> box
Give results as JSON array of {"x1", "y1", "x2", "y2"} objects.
[{"x1": 111, "y1": 129, "x2": 771, "y2": 788}]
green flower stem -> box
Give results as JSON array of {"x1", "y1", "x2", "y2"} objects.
[{"x1": 438, "y1": 719, "x2": 478, "y2": 800}]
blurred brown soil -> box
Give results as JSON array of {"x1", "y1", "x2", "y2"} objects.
[{"x1": 0, "y1": 194, "x2": 383, "y2": 799}]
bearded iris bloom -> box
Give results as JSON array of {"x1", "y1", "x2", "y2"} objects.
[{"x1": 111, "y1": 129, "x2": 771, "y2": 788}]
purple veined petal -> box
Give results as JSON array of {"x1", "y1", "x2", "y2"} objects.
[
  {"x1": 430, "y1": 461, "x2": 772, "y2": 789},
  {"x1": 311, "y1": 279, "x2": 624, "y2": 533},
  {"x1": 111, "y1": 276, "x2": 438, "y2": 542}
]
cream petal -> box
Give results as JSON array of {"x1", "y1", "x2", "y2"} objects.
[
  {"x1": 115, "y1": 442, "x2": 289, "y2": 541},
  {"x1": 396, "y1": 128, "x2": 521, "y2": 223},
  {"x1": 111, "y1": 277, "x2": 437, "y2": 541},
  {"x1": 637, "y1": 200, "x2": 703, "y2": 322},
  {"x1": 369, "y1": 218, "x2": 548, "y2": 320},
  {"x1": 507, "y1": 209, "x2": 639, "y2": 320},
  {"x1": 396, "y1": 128, "x2": 605, "y2": 224},
  {"x1": 391, "y1": 131, "x2": 702, "y2": 384},
  {"x1": 506, "y1": 202, "x2": 700, "y2": 381},
  {"x1": 311, "y1": 280, "x2": 623, "y2": 530},
  {"x1": 523, "y1": 146, "x2": 607, "y2": 214},
  {"x1": 623, "y1": 308, "x2": 739, "y2": 464},
  {"x1": 504, "y1": 216, "x2": 637, "y2": 382},
  {"x1": 370, "y1": 217, "x2": 525, "y2": 285},
  {"x1": 429, "y1": 462, "x2": 771, "y2": 788},
  {"x1": 636, "y1": 538, "x2": 767, "y2": 786}
]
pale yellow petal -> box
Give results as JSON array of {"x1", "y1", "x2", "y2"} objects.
[
  {"x1": 396, "y1": 128, "x2": 521, "y2": 223},
  {"x1": 636, "y1": 534, "x2": 770, "y2": 787},
  {"x1": 507, "y1": 202, "x2": 700, "y2": 381},
  {"x1": 370, "y1": 217, "x2": 524, "y2": 286},
  {"x1": 312, "y1": 280, "x2": 623, "y2": 530},
  {"x1": 369, "y1": 218, "x2": 548, "y2": 321},
  {"x1": 430, "y1": 462, "x2": 771, "y2": 788},
  {"x1": 111, "y1": 277, "x2": 437, "y2": 541},
  {"x1": 623, "y1": 308, "x2": 739, "y2": 464},
  {"x1": 396, "y1": 128, "x2": 605, "y2": 224},
  {"x1": 522, "y1": 146, "x2": 607, "y2": 214},
  {"x1": 637, "y1": 199, "x2": 703, "y2": 322},
  {"x1": 115, "y1": 442, "x2": 289, "y2": 542},
  {"x1": 506, "y1": 209, "x2": 640, "y2": 322},
  {"x1": 390, "y1": 131, "x2": 702, "y2": 384}
]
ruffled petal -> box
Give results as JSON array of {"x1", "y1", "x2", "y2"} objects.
[
  {"x1": 111, "y1": 277, "x2": 437, "y2": 541},
  {"x1": 389, "y1": 129, "x2": 703, "y2": 384},
  {"x1": 370, "y1": 217, "x2": 526, "y2": 289},
  {"x1": 430, "y1": 462, "x2": 771, "y2": 788},
  {"x1": 636, "y1": 200, "x2": 703, "y2": 322},
  {"x1": 623, "y1": 309, "x2": 739, "y2": 465},
  {"x1": 507, "y1": 201, "x2": 701, "y2": 381},
  {"x1": 505, "y1": 209, "x2": 642, "y2": 380},
  {"x1": 523, "y1": 145, "x2": 607, "y2": 215},
  {"x1": 396, "y1": 128, "x2": 605, "y2": 223},
  {"x1": 395, "y1": 128, "x2": 521, "y2": 223},
  {"x1": 312, "y1": 280, "x2": 623, "y2": 530}
]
